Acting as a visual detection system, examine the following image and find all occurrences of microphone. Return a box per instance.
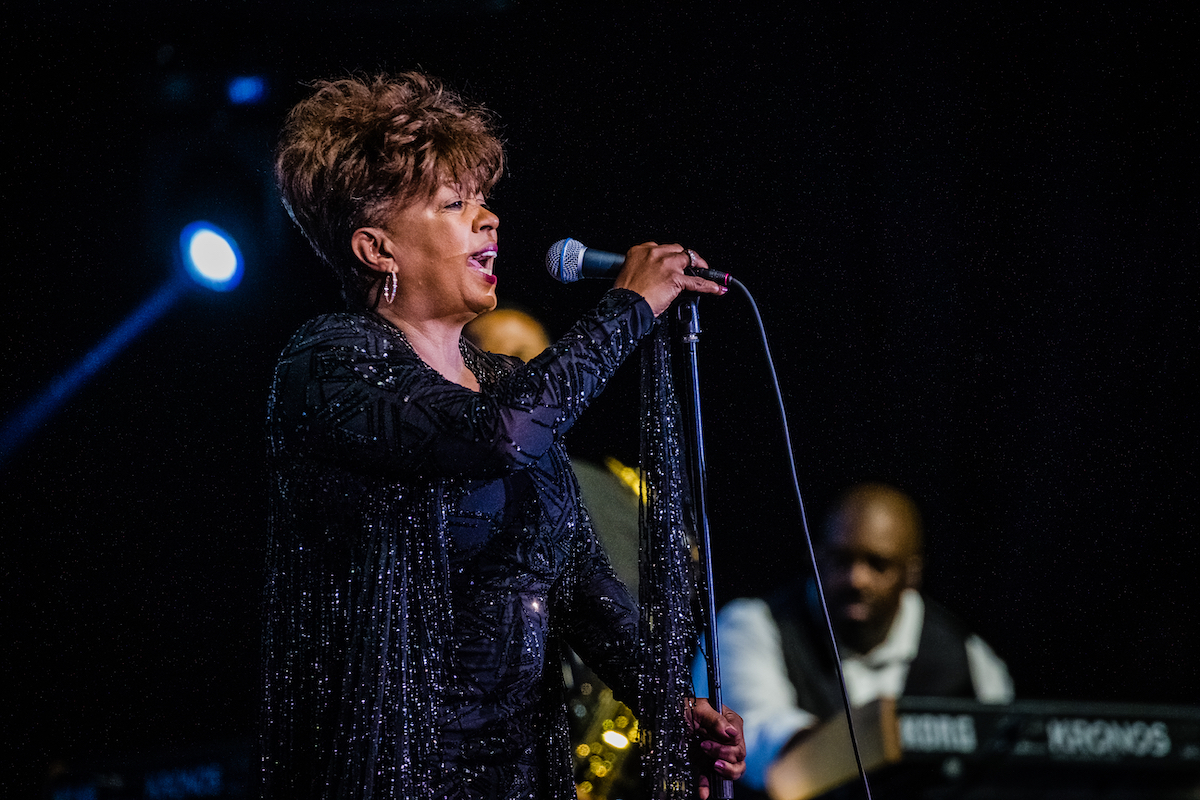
[546,238,731,286]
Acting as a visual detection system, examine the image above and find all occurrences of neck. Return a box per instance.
[374,306,479,390]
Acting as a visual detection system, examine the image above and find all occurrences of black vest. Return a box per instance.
[766,581,976,720]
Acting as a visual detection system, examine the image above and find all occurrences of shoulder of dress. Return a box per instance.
[283,313,414,358]
[292,311,379,337]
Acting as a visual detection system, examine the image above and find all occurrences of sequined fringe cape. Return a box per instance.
[638,319,702,799]
[263,289,699,799]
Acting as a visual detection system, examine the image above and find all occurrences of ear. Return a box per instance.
[905,553,924,590]
[350,227,397,274]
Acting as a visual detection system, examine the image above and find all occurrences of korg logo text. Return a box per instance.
[900,713,978,754]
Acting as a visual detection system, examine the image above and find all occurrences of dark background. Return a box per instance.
[3,1,1197,796]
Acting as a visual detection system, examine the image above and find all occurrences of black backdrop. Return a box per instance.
[3,1,1197,796]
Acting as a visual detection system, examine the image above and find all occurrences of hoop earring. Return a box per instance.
[383,271,398,304]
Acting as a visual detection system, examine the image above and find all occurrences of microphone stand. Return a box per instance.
[675,294,734,800]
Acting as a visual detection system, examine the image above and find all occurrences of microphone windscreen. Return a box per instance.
[546,238,586,283]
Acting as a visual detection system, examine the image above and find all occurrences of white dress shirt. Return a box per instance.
[693,589,1013,790]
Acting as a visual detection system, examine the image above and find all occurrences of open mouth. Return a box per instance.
[469,245,498,280]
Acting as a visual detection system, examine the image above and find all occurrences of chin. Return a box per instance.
[465,291,497,315]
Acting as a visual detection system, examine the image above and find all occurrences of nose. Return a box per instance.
[474,202,499,232]
[848,560,872,590]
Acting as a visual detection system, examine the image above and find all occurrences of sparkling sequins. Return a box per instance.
[638,321,700,799]
[264,292,657,799]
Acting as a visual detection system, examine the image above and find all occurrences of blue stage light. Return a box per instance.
[227,75,267,106]
[1,220,248,467]
[181,221,243,291]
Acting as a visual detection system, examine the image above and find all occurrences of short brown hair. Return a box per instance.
[275,72,504,306]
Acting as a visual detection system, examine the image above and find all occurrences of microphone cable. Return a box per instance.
[546,238,875,797]
[710,276,875,800]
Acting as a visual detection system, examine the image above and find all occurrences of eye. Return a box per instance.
[866,555,892,573]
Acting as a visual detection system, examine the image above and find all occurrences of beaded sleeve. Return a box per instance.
[267,289,654,479]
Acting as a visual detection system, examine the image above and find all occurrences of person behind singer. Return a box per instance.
[696,483,1011,794]
[263,72,744,800]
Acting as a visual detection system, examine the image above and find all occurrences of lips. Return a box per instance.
[468,245,498,284]
[831,588,870,618]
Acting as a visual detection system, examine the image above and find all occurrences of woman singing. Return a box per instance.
[263,72,744,799]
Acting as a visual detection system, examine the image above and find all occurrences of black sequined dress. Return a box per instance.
[263,289,655,800]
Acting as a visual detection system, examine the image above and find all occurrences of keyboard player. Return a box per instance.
[695,483,1014,795]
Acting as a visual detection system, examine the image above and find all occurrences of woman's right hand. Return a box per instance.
[613,242,726,317]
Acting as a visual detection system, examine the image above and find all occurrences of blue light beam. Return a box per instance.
[0,222,243,468]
